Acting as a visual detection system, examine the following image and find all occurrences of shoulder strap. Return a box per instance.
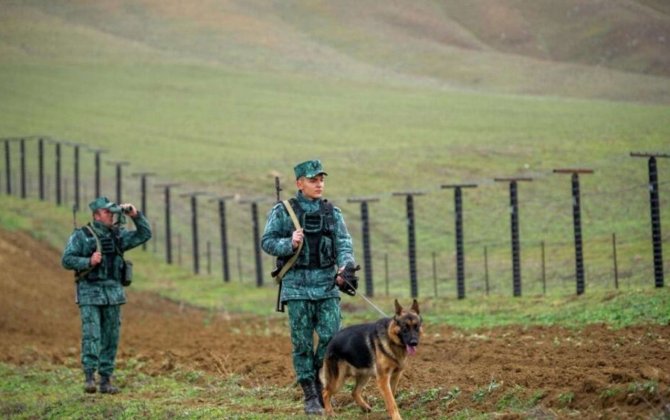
[75,225,101,282]
[84,224,101,253]
[284,199,301,230]
[287,198,303,222]
[273,200,303,283]
[87,224,124,256]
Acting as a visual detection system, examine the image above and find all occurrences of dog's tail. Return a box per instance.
[322,352,339,385]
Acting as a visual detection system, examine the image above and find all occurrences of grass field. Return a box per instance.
[1,197,669,419]
[1,67,668,296]
[2,195,669,329]
[2,2,670,417]
[1,1,670,296]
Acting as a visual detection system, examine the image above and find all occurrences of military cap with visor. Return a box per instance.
[294,159,328,179]
[88,196,122,213]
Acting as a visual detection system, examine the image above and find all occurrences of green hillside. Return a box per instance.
[0,0,669,297]
[2,0,670,101]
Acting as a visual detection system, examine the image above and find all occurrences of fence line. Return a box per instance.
[1,136,667,299]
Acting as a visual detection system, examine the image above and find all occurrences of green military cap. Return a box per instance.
[294,159,328,179]
[88,196,122,213]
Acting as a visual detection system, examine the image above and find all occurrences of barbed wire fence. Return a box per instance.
[1,136,667,300]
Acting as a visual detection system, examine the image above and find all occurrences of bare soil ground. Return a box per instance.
[1,228,669,418]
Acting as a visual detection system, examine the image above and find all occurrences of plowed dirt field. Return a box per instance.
[1,229,668,418]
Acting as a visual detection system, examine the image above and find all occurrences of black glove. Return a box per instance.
[335,263,361,296]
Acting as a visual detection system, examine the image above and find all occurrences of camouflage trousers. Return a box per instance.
[286,298,341,383]
[79,304,121,376]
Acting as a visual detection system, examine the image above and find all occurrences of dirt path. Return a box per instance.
[1,229,668,417]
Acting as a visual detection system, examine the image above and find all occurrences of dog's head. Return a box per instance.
[391,299,423,356]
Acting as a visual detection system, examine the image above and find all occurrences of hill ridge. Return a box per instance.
[3,0,668,103]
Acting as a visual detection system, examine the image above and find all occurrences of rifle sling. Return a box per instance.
[76,224,123,282]
[273,200,303,282]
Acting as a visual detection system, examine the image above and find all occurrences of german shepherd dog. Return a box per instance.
[321,299,422,420]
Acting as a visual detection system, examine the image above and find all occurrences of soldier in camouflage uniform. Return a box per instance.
[261,160,355,415]
[61,196,151,394]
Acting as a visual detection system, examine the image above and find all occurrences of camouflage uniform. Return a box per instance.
[261,161,355,386]
[61,197,151,381]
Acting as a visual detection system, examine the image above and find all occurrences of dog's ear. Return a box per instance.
[411,299,420,315]
[394,299,403,316]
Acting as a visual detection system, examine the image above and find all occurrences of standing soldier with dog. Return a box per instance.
[62,196,151,394]
[262,160,358,415]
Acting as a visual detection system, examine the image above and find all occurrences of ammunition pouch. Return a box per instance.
[78,224,131,286]
[99,237,116,276]
[293,201,336,269]
[99,237,115,254]
[303,213,323,233]
[121,260,133,287]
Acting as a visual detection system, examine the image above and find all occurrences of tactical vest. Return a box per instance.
[287,198,337,269]
[78,224,123,281]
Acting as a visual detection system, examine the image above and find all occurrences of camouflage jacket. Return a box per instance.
[61,213,152,306]
[261,192,354,302]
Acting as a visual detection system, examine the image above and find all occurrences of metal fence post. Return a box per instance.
[19,138,26,199]
[240,199,264,287]
[74,144,82,210]
[393,191,425,299]
[38,138,45,200]
[211,196,234,282]
[181,192,206,275]
[484,246,490,296]
[90,149,107,198]
[132,172,156,251]
[442,183,477,299]
[252,202,263,287]
[631,152,668,288]
[541,240,546,295]
[347,197,379,297]
[554,169,594,295]
[4,140,10,195]
[107,161,129,204]
[495,177,532,297]
[155,183,179,264]
[55,141,62,205]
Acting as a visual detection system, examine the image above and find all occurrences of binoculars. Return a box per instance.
[120,204,135,214]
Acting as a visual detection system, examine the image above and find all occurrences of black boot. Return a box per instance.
[314,375,323,407]
[299,379,324,415]
[99,375,120,394]
[84,371,96,394]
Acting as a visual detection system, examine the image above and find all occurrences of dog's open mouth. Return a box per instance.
[406,345,417,356]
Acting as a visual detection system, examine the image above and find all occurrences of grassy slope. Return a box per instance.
[0,1,669,293]
[2,195,669,330]
[1,4,669,418]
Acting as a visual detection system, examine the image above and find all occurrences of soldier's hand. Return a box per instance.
[120,203,138,217]
[90,251,102,267]
[291,228,304,250]
[335,266,345,286]
[335,263,360,296]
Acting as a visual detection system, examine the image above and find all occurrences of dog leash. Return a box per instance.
[342,278,389,318]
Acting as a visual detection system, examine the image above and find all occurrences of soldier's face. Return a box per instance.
[297,174,325,200]
[94,209,114,227]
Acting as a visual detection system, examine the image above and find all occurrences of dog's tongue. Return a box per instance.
[406,345,417,356]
